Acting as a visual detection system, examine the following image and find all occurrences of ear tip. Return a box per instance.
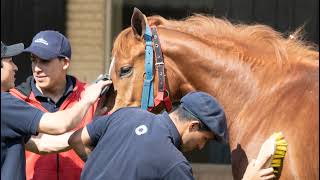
[133,7,141,14]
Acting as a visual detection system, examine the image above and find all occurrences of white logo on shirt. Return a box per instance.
[135,125,148,135]
[34,38,49,45]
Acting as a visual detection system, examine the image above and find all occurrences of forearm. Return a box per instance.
[68,128,93,162]
[72,144,93,162]
[26,132,74,154]
[39,100,92,135]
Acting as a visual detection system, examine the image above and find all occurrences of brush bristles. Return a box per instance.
[271,132,288,174]
[273,154,285,158]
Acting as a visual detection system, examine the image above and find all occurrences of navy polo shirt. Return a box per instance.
[31,75,74,112]
[1,92,44,179]
[81,107,194,180]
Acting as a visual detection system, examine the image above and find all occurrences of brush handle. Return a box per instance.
[93,74,111,96]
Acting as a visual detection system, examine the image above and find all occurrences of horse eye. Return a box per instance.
[119,66,133,77]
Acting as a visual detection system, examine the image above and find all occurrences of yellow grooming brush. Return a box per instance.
[255,132,288,174]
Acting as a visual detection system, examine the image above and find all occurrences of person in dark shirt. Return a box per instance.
[69,91,275,180]
[1,41,111,180]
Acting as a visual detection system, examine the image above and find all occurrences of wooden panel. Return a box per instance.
[252,0,277,27]
[276,0,292,33]
[230,0,254,22]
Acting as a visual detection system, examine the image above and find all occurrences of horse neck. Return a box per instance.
[160,28,273,136]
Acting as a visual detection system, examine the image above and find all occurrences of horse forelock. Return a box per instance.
[113,28,141,59]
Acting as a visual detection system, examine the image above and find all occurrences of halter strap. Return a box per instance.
[141,23,154,110]
[150,27,172,112]
[141,24,172,112]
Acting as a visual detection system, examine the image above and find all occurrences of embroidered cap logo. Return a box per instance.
[34,38,49,46]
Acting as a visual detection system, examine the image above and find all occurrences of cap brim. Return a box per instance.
[205,122,229,144]
[2,43,24,58]
[23,45,58,60]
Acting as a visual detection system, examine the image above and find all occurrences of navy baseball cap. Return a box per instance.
[23,30,71,60]
[180,91,228,143]
[1,41,24,58]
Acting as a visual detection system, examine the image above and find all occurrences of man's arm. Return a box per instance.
[38,80,112,135]
[25,132,73,154]
[68,126,94,161]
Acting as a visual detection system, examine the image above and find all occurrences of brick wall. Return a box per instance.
[66,0,107,82]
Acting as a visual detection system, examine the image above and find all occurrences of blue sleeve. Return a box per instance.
[1,93,44,139]
[163,161,195,180]
[86,115,111,147]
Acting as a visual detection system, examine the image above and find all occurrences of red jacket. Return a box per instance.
[10,76,98,180]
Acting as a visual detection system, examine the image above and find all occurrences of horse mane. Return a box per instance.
[114,14,319,65]
[152,14,318,63]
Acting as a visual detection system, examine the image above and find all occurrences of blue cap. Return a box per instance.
[1,41,24,58]
[23,30,71,60]
[180,91,228,143]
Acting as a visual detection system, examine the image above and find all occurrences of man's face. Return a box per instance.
[180,121,215,152]
[31,54,69,90]
[1,57,18,91]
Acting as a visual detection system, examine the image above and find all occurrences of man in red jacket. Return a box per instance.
[1,41,111,180]
[9,30,103,180]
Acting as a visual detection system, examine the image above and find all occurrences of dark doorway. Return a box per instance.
[1,0,66,84]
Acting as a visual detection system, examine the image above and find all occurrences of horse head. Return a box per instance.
[108,8,192,112]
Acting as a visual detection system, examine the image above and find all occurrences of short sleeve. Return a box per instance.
[163,161,194,180]
[86,115,111,146]
[1,93,44,139]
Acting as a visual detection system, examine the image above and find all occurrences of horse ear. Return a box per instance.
[131,7,147,40]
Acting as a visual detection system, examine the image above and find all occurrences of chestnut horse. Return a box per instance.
[103,8,319,179]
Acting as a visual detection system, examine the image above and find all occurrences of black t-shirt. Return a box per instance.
[1,92,43,180]
[81,107,194,180]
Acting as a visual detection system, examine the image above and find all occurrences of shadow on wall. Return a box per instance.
[184,141,232,164]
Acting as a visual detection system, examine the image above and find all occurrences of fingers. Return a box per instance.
[97,74,103,79]
[97,80,112,87]
[259,167,275,180]
[261,174,276,180]
[259,167,274,176]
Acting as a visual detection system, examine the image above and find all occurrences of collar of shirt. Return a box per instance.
[158,111,181,148]
[31,75,74,105]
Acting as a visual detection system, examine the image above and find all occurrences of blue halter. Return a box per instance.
[141,23,154,110]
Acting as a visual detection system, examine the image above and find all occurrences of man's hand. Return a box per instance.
[38,78,112,135]
[242,157,276,180]
[82,79,112,105]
